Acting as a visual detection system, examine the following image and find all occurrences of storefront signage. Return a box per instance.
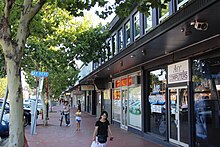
[115,76,133,88]
[72,90,83,95]
[80,85,94,91]
[168,60,189,84]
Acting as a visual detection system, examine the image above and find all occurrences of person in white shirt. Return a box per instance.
[63,101,70,126]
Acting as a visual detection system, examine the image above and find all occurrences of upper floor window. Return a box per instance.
[93,62,99,70]
[105,47,109,62]
[118,28,123,51]
[144,8,153,33]
[125,20,131,46]
[108,39,113,59]
[134,12,140,40]
[159,0,170,23]
[112,34,117,56]
[177,0,190,10]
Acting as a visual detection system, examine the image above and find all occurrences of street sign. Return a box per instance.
[31,71,49,77]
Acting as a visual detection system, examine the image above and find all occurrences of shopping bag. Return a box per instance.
[91,141,99,147]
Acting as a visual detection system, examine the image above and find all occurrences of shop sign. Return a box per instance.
[115,80,121,88]
[168,60,189,84]
[115,76,133,88]
[80,85,94,91]
[121,78,127,86]
[72,90,83,95]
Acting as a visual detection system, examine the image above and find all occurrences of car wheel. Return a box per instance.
[24,115,29,127]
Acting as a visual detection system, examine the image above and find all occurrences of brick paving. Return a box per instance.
[25,106,165,147]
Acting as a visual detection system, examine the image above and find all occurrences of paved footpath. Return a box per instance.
[25,106,165,147]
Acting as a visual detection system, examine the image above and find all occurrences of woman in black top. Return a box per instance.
[77,100,81,112]
[92,111,113,145]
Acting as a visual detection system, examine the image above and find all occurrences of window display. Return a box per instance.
[128,86,141,128]
[193,55,220,146]
[148,69,166,137]
[112,89,121,121]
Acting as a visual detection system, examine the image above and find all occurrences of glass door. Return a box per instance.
[121,89,128,130]
[169,87,189,147]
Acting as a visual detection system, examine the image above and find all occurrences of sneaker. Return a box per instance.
[67,124,71,127]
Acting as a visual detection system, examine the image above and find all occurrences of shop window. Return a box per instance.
[148,69,166,137]
[118,28,123,51]
[192,55,220,146]
[108,39,113,59]
[125,20,131,46]
[103,90,111,121]
[128,86,141,129]
[112,34,117,56]
[144,8,153,33]
[177,0,191,10]
[158,0,170,23]
[112,89,121,122]
[133,12,140,40]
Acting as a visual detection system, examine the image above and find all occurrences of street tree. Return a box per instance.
[0,78,7,98]
[0,0,170,146]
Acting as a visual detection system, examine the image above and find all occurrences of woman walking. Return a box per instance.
[92,111,113,147]
[63,100,70,127]
[75,109,81,131]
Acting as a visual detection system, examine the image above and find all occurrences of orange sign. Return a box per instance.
[116,80,120,88]
[113,90,120,100]
[115,76,133,88]
[128,76,132,86]
[121,78,127,86]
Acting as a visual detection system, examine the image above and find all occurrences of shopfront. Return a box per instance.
[192,50,220,146]
[167,60,190,147]
[147,69,167,138]
[112,72,142,130]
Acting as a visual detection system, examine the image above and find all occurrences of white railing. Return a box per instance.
[177,0,189,10]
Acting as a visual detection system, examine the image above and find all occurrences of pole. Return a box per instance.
[46,76,49,120]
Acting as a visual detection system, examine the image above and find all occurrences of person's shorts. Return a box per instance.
[76,119,81,122]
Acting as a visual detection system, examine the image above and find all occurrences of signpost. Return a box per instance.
[30,71,48,135]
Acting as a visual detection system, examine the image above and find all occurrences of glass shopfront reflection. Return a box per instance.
[148,69,166,137]
[192,55,220,146]
[169,87,189,147]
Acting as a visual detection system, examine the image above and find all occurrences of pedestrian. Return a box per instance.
[63,100,70,127]
[77,100,81,112]
[92,111,113,147]
[75,108,82,131]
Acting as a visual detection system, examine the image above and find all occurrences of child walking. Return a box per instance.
[75,109,81,131]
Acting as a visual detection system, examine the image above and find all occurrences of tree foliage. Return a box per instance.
[0,78,7,98]
[70,24,110,65]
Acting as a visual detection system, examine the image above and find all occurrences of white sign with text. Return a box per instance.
[168,60,189,84]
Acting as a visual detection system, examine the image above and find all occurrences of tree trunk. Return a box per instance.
[6,57,24,146]
[40,94,48,126]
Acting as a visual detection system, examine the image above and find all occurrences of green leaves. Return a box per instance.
[71,24,110,64]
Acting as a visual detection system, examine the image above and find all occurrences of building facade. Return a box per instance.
[77,0,220,146]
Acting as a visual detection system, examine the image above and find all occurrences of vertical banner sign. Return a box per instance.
[168,60,189,84]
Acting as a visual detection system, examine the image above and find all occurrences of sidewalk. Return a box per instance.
[25,106,165,147]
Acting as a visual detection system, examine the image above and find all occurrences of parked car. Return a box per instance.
[0,113,9,138]
[0,100,39,127]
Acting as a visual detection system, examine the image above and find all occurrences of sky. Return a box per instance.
[87,0,116,26]
[75,1,116,68]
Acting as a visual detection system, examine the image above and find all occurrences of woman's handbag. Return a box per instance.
[91,141,98,147]
[97,135,107,143]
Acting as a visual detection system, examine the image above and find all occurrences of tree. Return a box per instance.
[0,0,170,146]
[0,78,7,98]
